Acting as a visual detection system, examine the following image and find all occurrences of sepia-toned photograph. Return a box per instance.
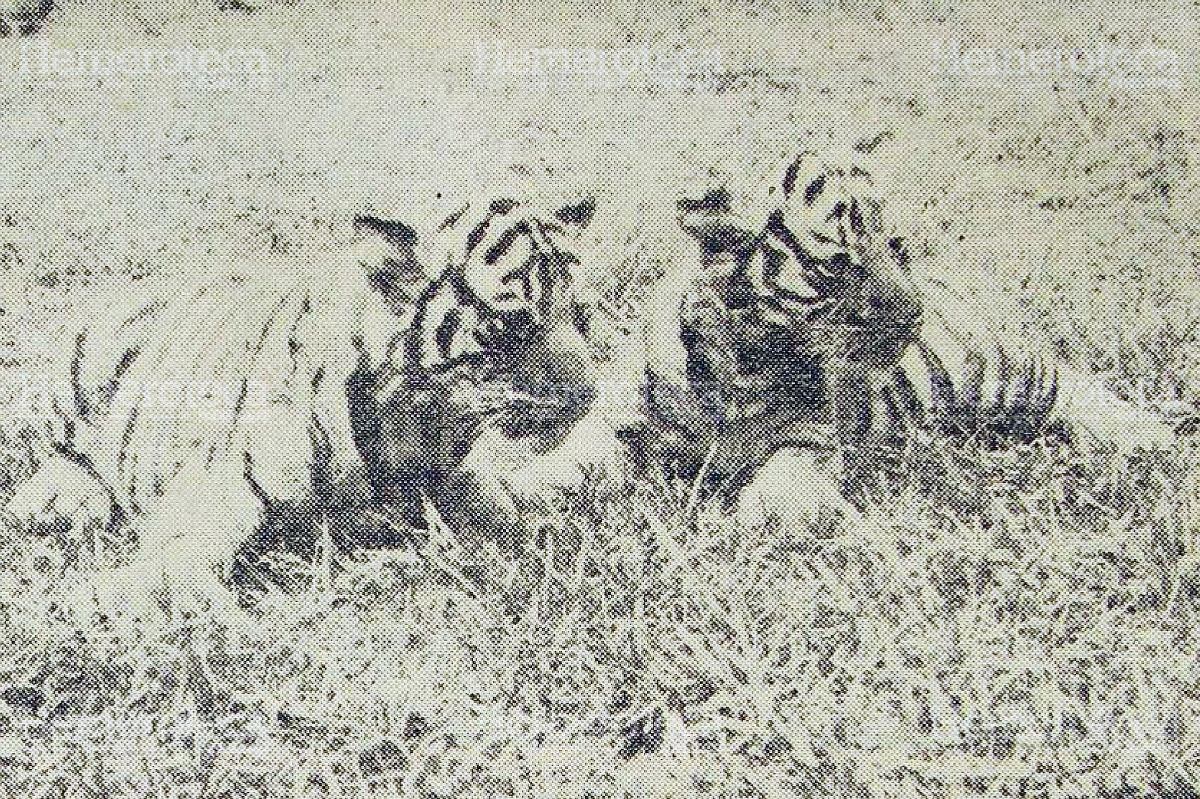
[0,1,1197,796]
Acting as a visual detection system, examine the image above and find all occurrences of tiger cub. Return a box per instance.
[4,196,620,617]
[634,151,1176,529]
[627,153,925,528]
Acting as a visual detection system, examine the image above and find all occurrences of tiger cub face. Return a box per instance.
[749,152,922,371]
[626,152,927,514]
[412,196,598,432]
[361,196,615,527]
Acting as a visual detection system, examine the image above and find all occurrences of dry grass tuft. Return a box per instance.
[1,427,1198,797]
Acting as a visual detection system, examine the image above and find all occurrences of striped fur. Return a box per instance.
[776,152,1173,455]
[5,216,431,613]
[363,197,631,532]
[638,152,1176,530]
[629,153,925,526]
[4,196,619,613]
[877,277,1176,452]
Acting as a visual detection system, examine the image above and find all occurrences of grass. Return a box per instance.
[1,426,1198,798]
[1,1,1199,796]
[3,146,1199,797]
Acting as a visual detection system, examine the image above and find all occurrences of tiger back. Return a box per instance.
[3,214,434,615]
[877,276,1177,453]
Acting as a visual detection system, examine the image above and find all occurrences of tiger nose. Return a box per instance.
[860,276,923,332]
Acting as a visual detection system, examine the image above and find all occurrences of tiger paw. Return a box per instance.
[70,559,256,636]
[4,455,112,537]
[160,563,257,629]
[734,447,861,534]
[67,560,168,633]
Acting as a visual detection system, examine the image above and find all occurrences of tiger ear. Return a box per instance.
[676,188,757,257]
[555,197,596,230]
[352,214,429,312]
[677,188,733,216]
[354,214,417,251]
[678,211,758,258]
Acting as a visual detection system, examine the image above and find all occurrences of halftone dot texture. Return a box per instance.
[0,1,1197,797]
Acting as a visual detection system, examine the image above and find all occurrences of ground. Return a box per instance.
[1,1,1199,797]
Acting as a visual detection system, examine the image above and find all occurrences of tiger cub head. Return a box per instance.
[681,153,923,373]
[635,153,926,485]
[772,152,923,366]
[411,196,598,388]
[366,196,613,525]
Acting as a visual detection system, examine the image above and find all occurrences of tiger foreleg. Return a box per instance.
[78,459,266,629]
[4,451,115,536]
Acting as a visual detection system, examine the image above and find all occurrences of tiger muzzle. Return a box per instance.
[473,309,544,359]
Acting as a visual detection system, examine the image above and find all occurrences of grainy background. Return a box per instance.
[0,2,1198,797]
